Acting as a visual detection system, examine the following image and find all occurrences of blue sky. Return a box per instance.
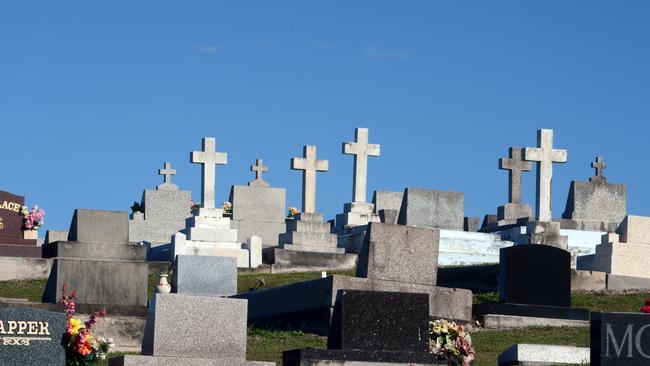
[2,2,650,232]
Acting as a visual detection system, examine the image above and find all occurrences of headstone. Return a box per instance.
[591,219,650,279]
[284,290,444,366]
[334,128,381,230]
[170,137,254,268]
[229,161,286,247]
[378,209,398,224]
[110,294,274,365]
[42,209,148,306]
[463,217,480,232]
[499,244,571,307]
[524,128,568,222]
[0,190,41,257]
[357,223,438,286]
[173,255,237,296]
[291,145,328,214]
[244,235,262,268]
[562,156,627,232]
[495,147,533,227]
[590,312,650,366]
[44,230,68,245]
[0,307,67,366]
[372,190,404,216]
[498,344,590,366]
[397,188,464,230]
[129,162,192,245]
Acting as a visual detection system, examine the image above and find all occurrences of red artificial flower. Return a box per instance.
[640,299,650,313]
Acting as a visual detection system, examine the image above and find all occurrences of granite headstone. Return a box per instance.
[0,307,67,366]
[590,312,650,366]
[173,255,237,296]
[397,188,464,230]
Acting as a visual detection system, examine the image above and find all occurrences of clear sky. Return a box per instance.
[2,2,650,233]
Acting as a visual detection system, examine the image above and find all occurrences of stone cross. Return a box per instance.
[343,128,380,203]
[159,162,176,184]
[499,147,532,204]
[292,145,329,214]
[249,159,269,187]
[191,137,227,209]
[524,129,568,222]
[590,156,608,183]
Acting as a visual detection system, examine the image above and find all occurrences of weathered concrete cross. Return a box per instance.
[524,129,568,222]
[590,156,608,183]
[159,162,176,184]
[191,137,227,209]
[249,159,269,187]
[292,145,329,214]
[343,128,380,203]
[499,147,532,204]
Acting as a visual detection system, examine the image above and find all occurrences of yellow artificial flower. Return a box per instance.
[67,317,82,337]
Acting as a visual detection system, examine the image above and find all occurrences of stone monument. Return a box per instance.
[562,156,627,232]
[372,190,404,224]
[397,188,464,230]
[129,162,192,248]
[170,137,255,268]
[270,145,354,270]
[109,294,274,365]
[495,146,533,227]
[42,209,148,306]
[0,190,41,258]
[523,128,569,249]
[229,159,286,248]
[591,216,650,279]
[590,312,650,366]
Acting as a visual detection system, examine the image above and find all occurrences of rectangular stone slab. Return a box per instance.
[68,209,129,243]
[283,348,445,366]
[591,312,650,365]
[173,255,237,297]
[110,355,274,366]
[0,307,67,366]
[327,290,429,352]
[43,258,148,306]
[562,180,627,223]
[142,294,248,360]
[618,215,650,244]
[42,241,146,261]
[498,344,590,365]
[356,223,438,286]
[229,185,286,223]
[397,188,464,230]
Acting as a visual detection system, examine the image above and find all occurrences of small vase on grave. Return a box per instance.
[23,229,38,240]
[156,274,172,294]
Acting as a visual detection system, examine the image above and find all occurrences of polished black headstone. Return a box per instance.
[0,307,67,366]
[499,244,571,307]
[591,312,650,366]
[327,289,429,352]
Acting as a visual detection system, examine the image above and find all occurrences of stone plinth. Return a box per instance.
[372,190,404,216]
[617,215,650,244]
[591,232,650,279]
[273,212,348,268]
[334,202,379,231]
[173,255,237,296]
[397,188,464,230]
[496,203,532,226]
[561,179,627,232]
[171,208,253,268]
[498,344,590,366]
[128,188,191,245]
[43,241,146,261]
[525,221,569,249]
[109,294,274,366]
[229,185,286,247]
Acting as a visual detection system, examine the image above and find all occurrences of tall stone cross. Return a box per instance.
[291,145,329,214]
[249,159,269,187]
[524,129,568,222]
[343,128,380,203]
[157,162,178,190]
[191,137,227,209]
[499,147,532,204]
[590,156,608,183]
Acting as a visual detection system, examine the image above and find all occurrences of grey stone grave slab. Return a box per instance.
[229,185,286,247]
[0,307,67,366]
[43,258,148,306]
[109,294,274,365]
[44,230,68,244]
[463,217,479,232]
[498,344,590,365]
[68,209,128,243]
[397,188,464,230]
[372,190,404,215]
[591,312,650,365]
[357,223,438,286]
[173,255,237,296]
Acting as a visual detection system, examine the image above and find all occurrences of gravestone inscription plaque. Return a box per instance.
[591,312,650,366]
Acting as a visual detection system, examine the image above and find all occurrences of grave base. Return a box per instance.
[498,344,590,366]
[265,248,357,270]
[109,355,274,366]
[42,241,147,260]
[0,243,42,258]
[473,302,589,321]
[283,348,446,366]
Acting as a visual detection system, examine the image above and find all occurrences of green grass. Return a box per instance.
[0,278,47,302]
[472,326,590,366]
[247,328,327,364]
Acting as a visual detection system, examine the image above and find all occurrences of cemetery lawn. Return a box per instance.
[237,269,356,293]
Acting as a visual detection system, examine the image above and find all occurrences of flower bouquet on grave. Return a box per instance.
[61,285,113,366]
[429,319,475,366]
[640,299,650,313]
[190,200,201,214]
[20,205,45,230]
[287,206,300,219]
[222,201,233,214]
